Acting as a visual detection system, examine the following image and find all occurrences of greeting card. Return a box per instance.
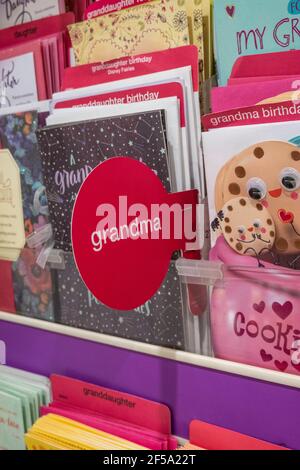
[0,53,38,108]
[211,76,300,113]
[0,149,25,262]
[60,45,202,190]
[203,120,300,269]
[25,414,148,450]
[0,0,65,29]
[0,42,47,105]
[53,82,190,191]
[186,0,204,72]
[0,260,15,313]
[37,110,170,252]
[68,0,190,65]
[0,367,51,450]
[214,0,300,85]
[12,248,55,322]
[0,390,25,450]
[55,252,184,349]
[39,374,177,450]
[0,108,55,321]
[0,111,49,238]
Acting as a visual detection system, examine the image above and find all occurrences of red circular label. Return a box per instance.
[72,157,197,311]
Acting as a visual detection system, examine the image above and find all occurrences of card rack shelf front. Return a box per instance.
[1,309,300,391]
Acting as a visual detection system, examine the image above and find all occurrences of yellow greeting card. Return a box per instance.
[69,0,190,65]
[26,414,148,451]
[202,0,214,79]
[186,0,204,74]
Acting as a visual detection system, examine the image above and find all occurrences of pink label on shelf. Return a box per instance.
[202,100,300,131]
[0,12,74,49]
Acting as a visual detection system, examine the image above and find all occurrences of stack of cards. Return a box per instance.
[0,12,75,106]
[82,0,205,79]
[0,366,51,450]
[57,45,203,192]
[39,375,177,450]
[25,414,148,450]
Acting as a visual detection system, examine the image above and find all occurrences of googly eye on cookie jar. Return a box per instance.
[203,121,300,375]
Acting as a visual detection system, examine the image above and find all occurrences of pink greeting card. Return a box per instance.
[46,375,177,450]
[212,77,300,113]
[0,42,47,101]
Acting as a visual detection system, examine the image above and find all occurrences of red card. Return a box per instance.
[72,157,198,310]
[62,45,199,93]
[0,261,16,314]
[230,50,300,82]
[190,420,289,451]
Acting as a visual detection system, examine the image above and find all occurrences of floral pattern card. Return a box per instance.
[68,0,190,65]
[37,110,170,252]
[0,109,55,322]
[0,111,49,239]
[56,252,185,350]
[13,248,55,322]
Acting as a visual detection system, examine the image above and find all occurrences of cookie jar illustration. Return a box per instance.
[210,140,300,375]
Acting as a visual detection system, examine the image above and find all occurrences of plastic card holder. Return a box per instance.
[177,257,300,376]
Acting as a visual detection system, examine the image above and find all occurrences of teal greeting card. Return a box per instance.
[214,0,300,85]
[0,390,25,450]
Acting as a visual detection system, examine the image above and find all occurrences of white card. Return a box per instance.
[0,53,38,108]
[0,0,63,29]
[53,67,203,192]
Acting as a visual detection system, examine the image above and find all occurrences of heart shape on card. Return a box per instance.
[272,301,293,320]
[253,301,265,313]
[275,360,288,372]
[260,350,272,362]
[226,5,235,17]
[278,209,294,224]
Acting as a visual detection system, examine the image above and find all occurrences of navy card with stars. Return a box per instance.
[37,110,170,252]
[55,252,185,350]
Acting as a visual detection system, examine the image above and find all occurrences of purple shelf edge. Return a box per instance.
[0,319,299,449]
